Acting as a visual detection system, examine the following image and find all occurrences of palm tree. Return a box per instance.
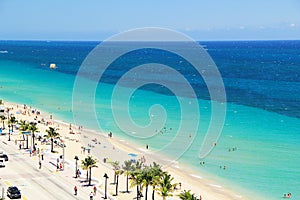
[130,168,143,200]
[81,156,98,186]
[0,116,6,129]
[19,120,29,145]
[111,161,120,184]
[141,166,153,200]
[178,190,198,200]
[149,162,163,200]
[29,124,38,150]
[122,160,133,193]
[8,116,17,141]
[130,161,144,200]
[115,167,122,196]
[46,127,60,152]
[157,173,177,200]
[8,116,17,132]
[81,159,89,181]
[19,120,29,131]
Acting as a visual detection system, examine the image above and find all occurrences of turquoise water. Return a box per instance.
[1,40,300,199]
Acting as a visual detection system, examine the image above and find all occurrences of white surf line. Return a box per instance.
[190,174,203,179]
[208,183,222,188]
[234,194,243,198]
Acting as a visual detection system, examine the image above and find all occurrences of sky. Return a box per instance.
[0,0,300,41]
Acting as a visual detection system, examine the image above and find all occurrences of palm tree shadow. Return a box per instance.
[119,190,131,194]
[82,184,92,187]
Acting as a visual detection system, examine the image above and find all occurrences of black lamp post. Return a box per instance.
[8,124,11,141]
[74,156,79,178]
[104,173,109,199]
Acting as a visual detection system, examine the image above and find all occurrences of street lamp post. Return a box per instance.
[74,156,79,178]
[8,124,11,141]
[104,173,109,199]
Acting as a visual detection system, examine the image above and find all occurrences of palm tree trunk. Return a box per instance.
[152,186,155,200]
[114,172,116,184]
[86,170,89,181]
[137,185,139,200]
[89,168,92,185]
[26,135,29,149]
[115,175,119,196]
[145,186,148,200]
[126,174,129,192]
[32,133,35,150]
[51,138,54,152]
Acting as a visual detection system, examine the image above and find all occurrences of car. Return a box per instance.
[7,186,21,199]
[0,159,5,167]
[0,154,8,161]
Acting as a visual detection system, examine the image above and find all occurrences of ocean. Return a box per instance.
[0,40,300,199]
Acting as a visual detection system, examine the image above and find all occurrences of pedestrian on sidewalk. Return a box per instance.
[74,186,77,195]
[39,160,41,169]
[93,185,97,195]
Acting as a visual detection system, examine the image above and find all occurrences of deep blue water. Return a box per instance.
[1,40,299,118]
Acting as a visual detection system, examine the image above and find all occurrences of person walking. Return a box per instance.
[89,192,93,200]
[93,185,97,195]
[74,186,77,195]
[39,160,42,169]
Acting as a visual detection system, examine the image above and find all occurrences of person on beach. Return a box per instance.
[74,186,77,195]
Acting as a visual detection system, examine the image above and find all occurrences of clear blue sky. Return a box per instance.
[0,0,300,41]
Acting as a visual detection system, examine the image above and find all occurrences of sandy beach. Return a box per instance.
[0,100,248,200]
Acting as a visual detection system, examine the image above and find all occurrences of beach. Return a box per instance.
[0,100,249,200]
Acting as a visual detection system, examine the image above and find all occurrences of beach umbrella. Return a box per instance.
[128,153,138,157]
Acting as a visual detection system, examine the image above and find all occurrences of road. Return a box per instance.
[0,136,91,200]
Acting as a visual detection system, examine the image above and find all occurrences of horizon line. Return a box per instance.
[1,38,300,42]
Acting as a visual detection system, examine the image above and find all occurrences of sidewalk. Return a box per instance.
[5,134,116,200]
